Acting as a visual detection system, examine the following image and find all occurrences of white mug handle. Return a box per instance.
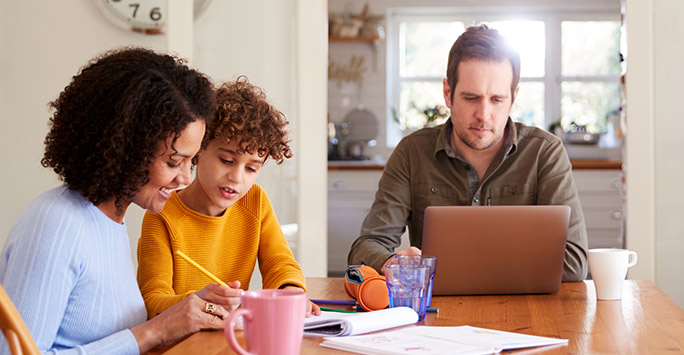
[627,251,638,268]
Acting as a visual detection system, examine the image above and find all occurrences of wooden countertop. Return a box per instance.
[570,160,622,169]
[328,160,622,171]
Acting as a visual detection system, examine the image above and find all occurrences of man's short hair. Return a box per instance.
[446,24,521,101]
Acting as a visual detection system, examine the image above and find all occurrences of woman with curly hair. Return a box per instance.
[0,47,240,354]
[137,76,320,325]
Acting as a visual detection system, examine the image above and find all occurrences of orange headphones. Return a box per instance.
[343,265,389,311]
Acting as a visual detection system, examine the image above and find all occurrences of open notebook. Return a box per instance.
[304,307,418,337]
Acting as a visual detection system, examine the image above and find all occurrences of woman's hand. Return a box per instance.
[282,285,321,317]
[131,292,226,353]
[131,281,243,352]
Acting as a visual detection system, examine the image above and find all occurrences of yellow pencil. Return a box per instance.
[175,250,228,287]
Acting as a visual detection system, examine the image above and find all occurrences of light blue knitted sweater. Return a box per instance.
[1,186,146,354]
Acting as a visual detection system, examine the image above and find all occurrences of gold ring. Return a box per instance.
[204,302,217,314]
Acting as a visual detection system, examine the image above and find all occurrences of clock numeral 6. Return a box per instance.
[150,7,162,21]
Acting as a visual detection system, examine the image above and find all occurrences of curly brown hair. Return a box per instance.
[42,47,216,211]
[208,76,292,164]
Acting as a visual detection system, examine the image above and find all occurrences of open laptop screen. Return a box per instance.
[422,205,570,295]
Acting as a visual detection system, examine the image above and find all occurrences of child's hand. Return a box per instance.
[195,281,243,318]
[282,285,321,317]
[306,298,321,317]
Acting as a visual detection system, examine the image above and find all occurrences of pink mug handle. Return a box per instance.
[224,308,253,355]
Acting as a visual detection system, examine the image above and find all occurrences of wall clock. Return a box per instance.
[96,0,212,35]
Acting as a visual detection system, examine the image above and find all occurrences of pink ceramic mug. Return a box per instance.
[224,289,307,355]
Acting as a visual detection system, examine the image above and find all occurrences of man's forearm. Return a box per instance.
[348,235,396,273]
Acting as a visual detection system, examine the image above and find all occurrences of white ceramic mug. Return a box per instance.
[588,248,638,300]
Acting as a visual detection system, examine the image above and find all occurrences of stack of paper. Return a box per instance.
[320,325,568,355]
[304,307,418,337]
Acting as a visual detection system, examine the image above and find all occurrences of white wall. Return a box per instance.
[0,1,163,261]
[624,1,655,283]
[294,0,329,277]
[0,1,328,277]
[652,0,684,306]
[624,0,684,308]
[592,0,684,307]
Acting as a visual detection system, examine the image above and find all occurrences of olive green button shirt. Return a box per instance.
[348,118,588,281]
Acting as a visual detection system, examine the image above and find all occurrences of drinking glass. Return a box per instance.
[394,255,437,306]
[384,264,431,321]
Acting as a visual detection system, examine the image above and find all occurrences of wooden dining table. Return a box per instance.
[164,277,684,354]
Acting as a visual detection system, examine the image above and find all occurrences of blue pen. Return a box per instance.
[311,299,357,306]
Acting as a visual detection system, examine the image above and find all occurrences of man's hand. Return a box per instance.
[381,247,422,274]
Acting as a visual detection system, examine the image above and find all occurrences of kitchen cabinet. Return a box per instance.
[572,169,624,249]
[327,170,383,277]
[327,167,624,276]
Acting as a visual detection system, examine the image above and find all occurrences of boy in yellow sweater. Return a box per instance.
[137,76,320,321]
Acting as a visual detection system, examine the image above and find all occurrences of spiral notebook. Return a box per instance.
[304,307,418,337]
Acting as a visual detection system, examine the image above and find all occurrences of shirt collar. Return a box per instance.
[435,119,456,158]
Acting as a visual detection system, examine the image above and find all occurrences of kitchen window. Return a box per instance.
[386,8,621,147]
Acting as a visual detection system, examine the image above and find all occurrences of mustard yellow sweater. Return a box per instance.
[137,184,306,319]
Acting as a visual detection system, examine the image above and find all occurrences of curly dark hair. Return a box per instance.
[207,76,292,164]
[42,47,216,211]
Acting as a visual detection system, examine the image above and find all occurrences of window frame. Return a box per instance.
[386,7,621,147]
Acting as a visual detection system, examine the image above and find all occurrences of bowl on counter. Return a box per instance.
[564,131,603,145]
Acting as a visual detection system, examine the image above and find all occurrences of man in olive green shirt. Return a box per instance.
[348,24,588,282]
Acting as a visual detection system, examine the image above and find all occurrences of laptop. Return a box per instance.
[421,205,570,295]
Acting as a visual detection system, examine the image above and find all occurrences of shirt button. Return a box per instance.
[431,187,438,194]
[510,187,516,195]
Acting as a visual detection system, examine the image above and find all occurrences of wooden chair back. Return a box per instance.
[0,284,40,355]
